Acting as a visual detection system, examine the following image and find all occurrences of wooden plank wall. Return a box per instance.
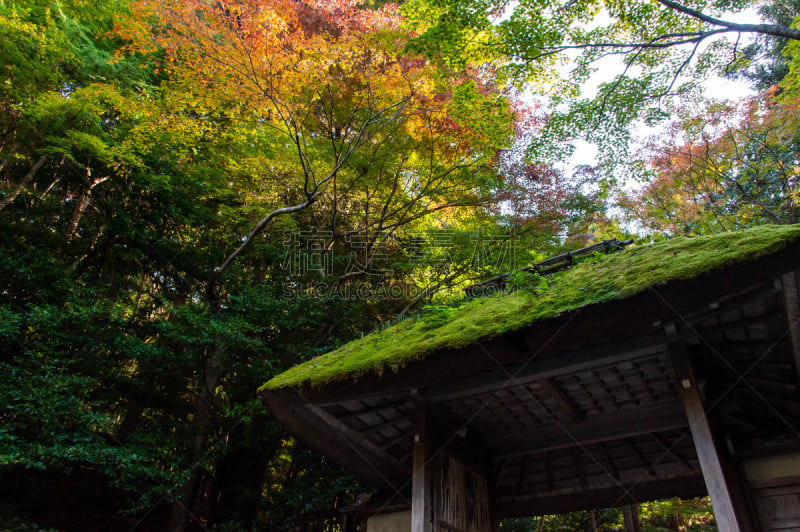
[750,475,800,531]
[435,454,491,532]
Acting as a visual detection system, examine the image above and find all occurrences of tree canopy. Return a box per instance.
[408,0,800,170]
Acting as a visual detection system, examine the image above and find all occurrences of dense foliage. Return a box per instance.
[0,0,574,529]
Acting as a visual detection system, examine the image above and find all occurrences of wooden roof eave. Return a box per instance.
[264,388,410,491]
[262,242,800,497]
[281,244,800,406]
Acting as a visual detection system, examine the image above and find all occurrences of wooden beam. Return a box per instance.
[492,402,686,459]
[574,448,587,490]
[493,457,507,489]
[517,455,528,496]
[305,403,408,473]
[427,333,669,404]
[542,378,585,422]
[780,271,800,382]
[669,280,775,325]
[380,430,411,451]
[650,432,694,473]
[264,391,407,490]
[667,327,755,532]
[354,411,408,435]
[314,391,410,409]
[337,401,401,421]
[494,475,707,517]
[625,437,655,478]
[599,442,620,482]
[411,395,433,532]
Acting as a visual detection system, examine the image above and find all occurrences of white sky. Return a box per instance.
[547,8,763,169]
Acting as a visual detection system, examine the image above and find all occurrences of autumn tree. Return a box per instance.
[120,0,516,528]
[620,90,800,235]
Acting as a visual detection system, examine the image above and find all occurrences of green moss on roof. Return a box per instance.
[262,224,800,391]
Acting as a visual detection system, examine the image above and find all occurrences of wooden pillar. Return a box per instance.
[667,326,756,532]
[779,271,800,382]
[410,393,493,532]
[411,395,433,532]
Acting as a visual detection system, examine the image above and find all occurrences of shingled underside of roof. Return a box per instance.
[261,224,800,391]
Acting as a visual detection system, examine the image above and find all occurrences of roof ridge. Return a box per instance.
[465,238,634,297]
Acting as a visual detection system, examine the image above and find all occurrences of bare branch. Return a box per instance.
[0,155,47,211]
[656,0,800,41]
[655,37,703,101]
[210,198,315,288]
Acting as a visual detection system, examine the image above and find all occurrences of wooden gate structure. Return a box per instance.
[262,226,800,531]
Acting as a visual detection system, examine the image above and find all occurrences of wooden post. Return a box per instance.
[411,394,433,532]
[779,271,800,382]
[410,393,493,531]
[667,326,755,532]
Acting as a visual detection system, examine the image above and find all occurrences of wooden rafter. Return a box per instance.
[305,403,408,473]
[598,442,620,482]
[573,448,587,490]
[633,360,659,402]
[625,437,656,478]
[612,366,640,406]
[541,378,585,422]
[493,457,507,489]
[354,410,408,435]
[780,271,800,382]
[650,433,694,473]
[593,369,621,410]
[265,392,408,490]
[428,334,669,404]
[336,401,394,421]
[380,428,411,449]
[492,403,686,458]
[517,455,528,496]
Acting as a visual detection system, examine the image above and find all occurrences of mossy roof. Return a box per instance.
[262,224,800,391]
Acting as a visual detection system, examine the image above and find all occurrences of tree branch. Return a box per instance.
[0,155,47,211]
[209,199,315,292]
[656,0,800,41]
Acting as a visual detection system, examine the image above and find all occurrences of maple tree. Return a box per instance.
[122,0,514,296]
[620,90,800,235]
[116,1,519,528]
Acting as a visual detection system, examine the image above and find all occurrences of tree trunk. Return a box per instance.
[66,175,108,243]
[623,504,641,532]
[115,402,144,444]
[210,415,280,528]
[168,343,226,532]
